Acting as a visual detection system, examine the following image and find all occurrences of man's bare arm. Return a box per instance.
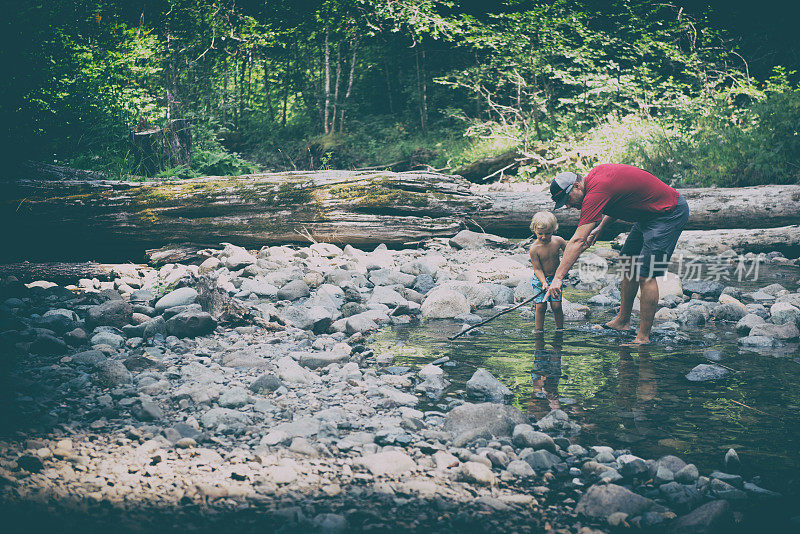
[586,215,615,247]
[546,222,597,298]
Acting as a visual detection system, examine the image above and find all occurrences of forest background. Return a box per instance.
[3,0,798,187]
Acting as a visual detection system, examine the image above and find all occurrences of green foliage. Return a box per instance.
[5,0,798,187]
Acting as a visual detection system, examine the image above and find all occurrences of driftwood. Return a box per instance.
[2,164,799,262]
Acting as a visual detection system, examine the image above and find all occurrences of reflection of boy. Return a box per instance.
[530,332,563,413]
[529,211,567,331]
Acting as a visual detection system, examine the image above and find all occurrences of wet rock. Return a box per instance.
[770,301,800,327]
[421,288,470,319]
[277,280,311,301]
[154,287,198,313]
[686,364,729,382]
[466,368,512,403]
[667,500,731,534]
[659,481,702,508]
[709,478,747,499]
[443,402,526,439]
[712,303,747,322]
[675,463,699,484]
[575,484,656,518]
[724,449,740,472]
[743,482,782,499]
[656,455,687,474]
[678,308,706,327]
[357,450,416,476]
[749,321,799,340]
[512,424,556,452]
[736,313,766,335]
[313,513,347,534]
[737,335,776,348]
[536,409,581,436]
[165,310,216,338]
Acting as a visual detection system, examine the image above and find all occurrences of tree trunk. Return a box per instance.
[323,26,331,134]
[4,165,799,262]
[130,119,192,174]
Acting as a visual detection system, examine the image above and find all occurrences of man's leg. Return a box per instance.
[634,276,659,344]
[605,260,637,331]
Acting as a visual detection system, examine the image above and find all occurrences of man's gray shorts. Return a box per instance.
[619,194,689,278]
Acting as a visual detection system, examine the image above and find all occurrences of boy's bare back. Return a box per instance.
[530,236,566,277]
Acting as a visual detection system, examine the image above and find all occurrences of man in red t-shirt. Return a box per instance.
[545,164,689,344]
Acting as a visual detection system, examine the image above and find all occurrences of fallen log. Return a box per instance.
[0,262,119,285]
[612,225,800,257]
[0,168,486,262]
[2,165,799,262]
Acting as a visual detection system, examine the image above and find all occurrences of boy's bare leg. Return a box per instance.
[535,303,546,330]
[605,262,636,331]
[550,301,564,330]
[633,277,658,344]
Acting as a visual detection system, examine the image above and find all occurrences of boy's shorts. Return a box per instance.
[532,275,561,303]
[619,194,689,278]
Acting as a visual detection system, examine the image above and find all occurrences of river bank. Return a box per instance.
[1,234,798,533]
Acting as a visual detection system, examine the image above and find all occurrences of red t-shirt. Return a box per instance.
[577,164,678,226]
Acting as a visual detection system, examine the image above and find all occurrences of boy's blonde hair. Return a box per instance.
[530,211,558,234]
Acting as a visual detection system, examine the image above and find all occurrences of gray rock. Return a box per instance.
[132,398,163,421]
[30,333,68,355]
[522,449,561,471]
[709,478,747,500]
[738,335,776,348]
[458,461,497,485]
[712,303,747,322]
[536,409,581,436]
[91,331,124,348]
[313,513,348,534]
[165,310,216,338]
[449,230,487,249]
[678,308,706,327]
[250,373,284,393]
[357,450,416,476]
[412,274,436,294]
[466,368,513,403]
[277,280,311,301]
[749,321,799,340]
[218,386,251,408]
[87,299,133,329]
[724,449,740,472]
[743,482,782,499]
[154,287,198,313]
[443,402,527,439]
[659,481,702,508]
[686,364,729,382]
[735,313,766,335]
[682,280,724,299]
[421,288,470,319]
[512,424,556,452]
[93,360,132,387]
[142,316,167,340]
[656,455,687,474]
[345,314,379,334]
[575,484,656,518]
[200,407,251,432]
[667,500,731,534]
[298,350,349,369]
[71,349,107,366]
[506,459,535,477]
[675,463,699,484]
[770,301,800,327]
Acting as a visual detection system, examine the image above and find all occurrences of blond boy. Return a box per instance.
[529,211,567,330]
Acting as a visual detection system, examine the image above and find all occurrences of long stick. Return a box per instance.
[448,290,546,340]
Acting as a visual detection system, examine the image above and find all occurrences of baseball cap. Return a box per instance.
[550,172,578,209]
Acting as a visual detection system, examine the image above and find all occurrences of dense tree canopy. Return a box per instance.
[3,0,798,185]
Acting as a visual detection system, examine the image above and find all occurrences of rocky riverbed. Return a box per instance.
[1,231,798,533]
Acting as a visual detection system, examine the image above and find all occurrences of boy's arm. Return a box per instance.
[586,215,614,247]
[529,247,549,288]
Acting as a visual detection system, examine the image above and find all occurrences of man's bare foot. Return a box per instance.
[622,336,650,346]
[593,319,631,332]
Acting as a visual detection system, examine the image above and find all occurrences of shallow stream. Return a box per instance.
[372,263,800,498]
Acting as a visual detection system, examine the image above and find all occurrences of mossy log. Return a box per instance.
[2,164,799,262]
[1,168,487,262]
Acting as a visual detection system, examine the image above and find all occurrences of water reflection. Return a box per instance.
[528,331,563,417]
